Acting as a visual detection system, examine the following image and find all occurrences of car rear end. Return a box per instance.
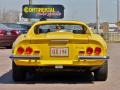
[0,24,21,48]
[10,21,109,81]
[12,32,108,67]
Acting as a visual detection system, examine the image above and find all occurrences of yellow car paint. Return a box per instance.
[12,20,108,67]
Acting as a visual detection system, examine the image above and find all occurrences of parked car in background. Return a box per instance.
[0,23,20,48]
[3,23,31,34]
[108,23,118,32]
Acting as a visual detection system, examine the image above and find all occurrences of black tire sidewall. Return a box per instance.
[12,61,26,81]
[94,60,108,81]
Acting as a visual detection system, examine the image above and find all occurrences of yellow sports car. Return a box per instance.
[10,20,109,81]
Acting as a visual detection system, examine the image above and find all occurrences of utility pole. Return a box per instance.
[28,0,32,22]
[29,0,32,5]
[96,0,100,33]
[117,0,119,22]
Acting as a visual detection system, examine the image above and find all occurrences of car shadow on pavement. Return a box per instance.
[0,70,94,84]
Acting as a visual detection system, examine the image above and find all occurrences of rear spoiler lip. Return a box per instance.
[78,56,109,60]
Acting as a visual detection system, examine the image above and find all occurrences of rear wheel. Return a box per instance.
[12,61,26,81]
[94,61,108,81]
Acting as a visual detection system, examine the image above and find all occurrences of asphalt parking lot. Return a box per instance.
[0,43,120,90]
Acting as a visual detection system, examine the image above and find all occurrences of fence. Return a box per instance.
[103,32,120,43]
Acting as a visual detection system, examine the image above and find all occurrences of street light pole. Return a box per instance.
[28,0,32,22]
[29,0,32,5]
[117,0,119,22]
[96,0,100,33]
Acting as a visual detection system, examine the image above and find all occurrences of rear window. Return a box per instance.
[34,24,86,34]
[0,24,8,29]
[5,23,30,29]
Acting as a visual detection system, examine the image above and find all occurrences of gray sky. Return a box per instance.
[0,0,118,23]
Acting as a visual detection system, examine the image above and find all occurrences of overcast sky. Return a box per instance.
[0,0,118,23]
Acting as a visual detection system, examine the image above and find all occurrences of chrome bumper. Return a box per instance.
[78,56,109,60]
[9,55,40,60]
[10,55,109,60]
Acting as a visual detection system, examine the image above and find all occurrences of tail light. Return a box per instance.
[0,30,6,36]
[86,47,93,54]
[17,47,24,55]
[11,30,20,35]
[25,47,33,54]
[95,47,101,55]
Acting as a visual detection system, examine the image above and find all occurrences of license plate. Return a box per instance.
[50,47,69,56]
[7,32,11,35]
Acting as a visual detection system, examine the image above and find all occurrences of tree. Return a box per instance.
[0,9,19,23]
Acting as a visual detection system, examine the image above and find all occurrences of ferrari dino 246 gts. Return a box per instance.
[10,20,109,81]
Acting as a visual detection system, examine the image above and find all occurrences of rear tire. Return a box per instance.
[94,61,108,81]
[12,61,26,81]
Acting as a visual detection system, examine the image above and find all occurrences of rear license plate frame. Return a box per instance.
[50,47,69,57]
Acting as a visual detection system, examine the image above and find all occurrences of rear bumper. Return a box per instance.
[10,55,109,60]
[10,55,40,60]
[78,56,109,60]
[10,55,109,66]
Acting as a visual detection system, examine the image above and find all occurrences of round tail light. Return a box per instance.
[11,30,20,35]
[17,47,24,55]
[25,47,33,54]
[0,30,6,36]
[86,47,93,54]
[95,47,101,55]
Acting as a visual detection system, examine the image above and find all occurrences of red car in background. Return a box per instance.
[0,23,20,48]
[4,23,31,34]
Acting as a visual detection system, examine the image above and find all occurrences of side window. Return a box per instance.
[72,25,86,34]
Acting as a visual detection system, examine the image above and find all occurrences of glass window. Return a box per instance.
[34,24,86,34]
